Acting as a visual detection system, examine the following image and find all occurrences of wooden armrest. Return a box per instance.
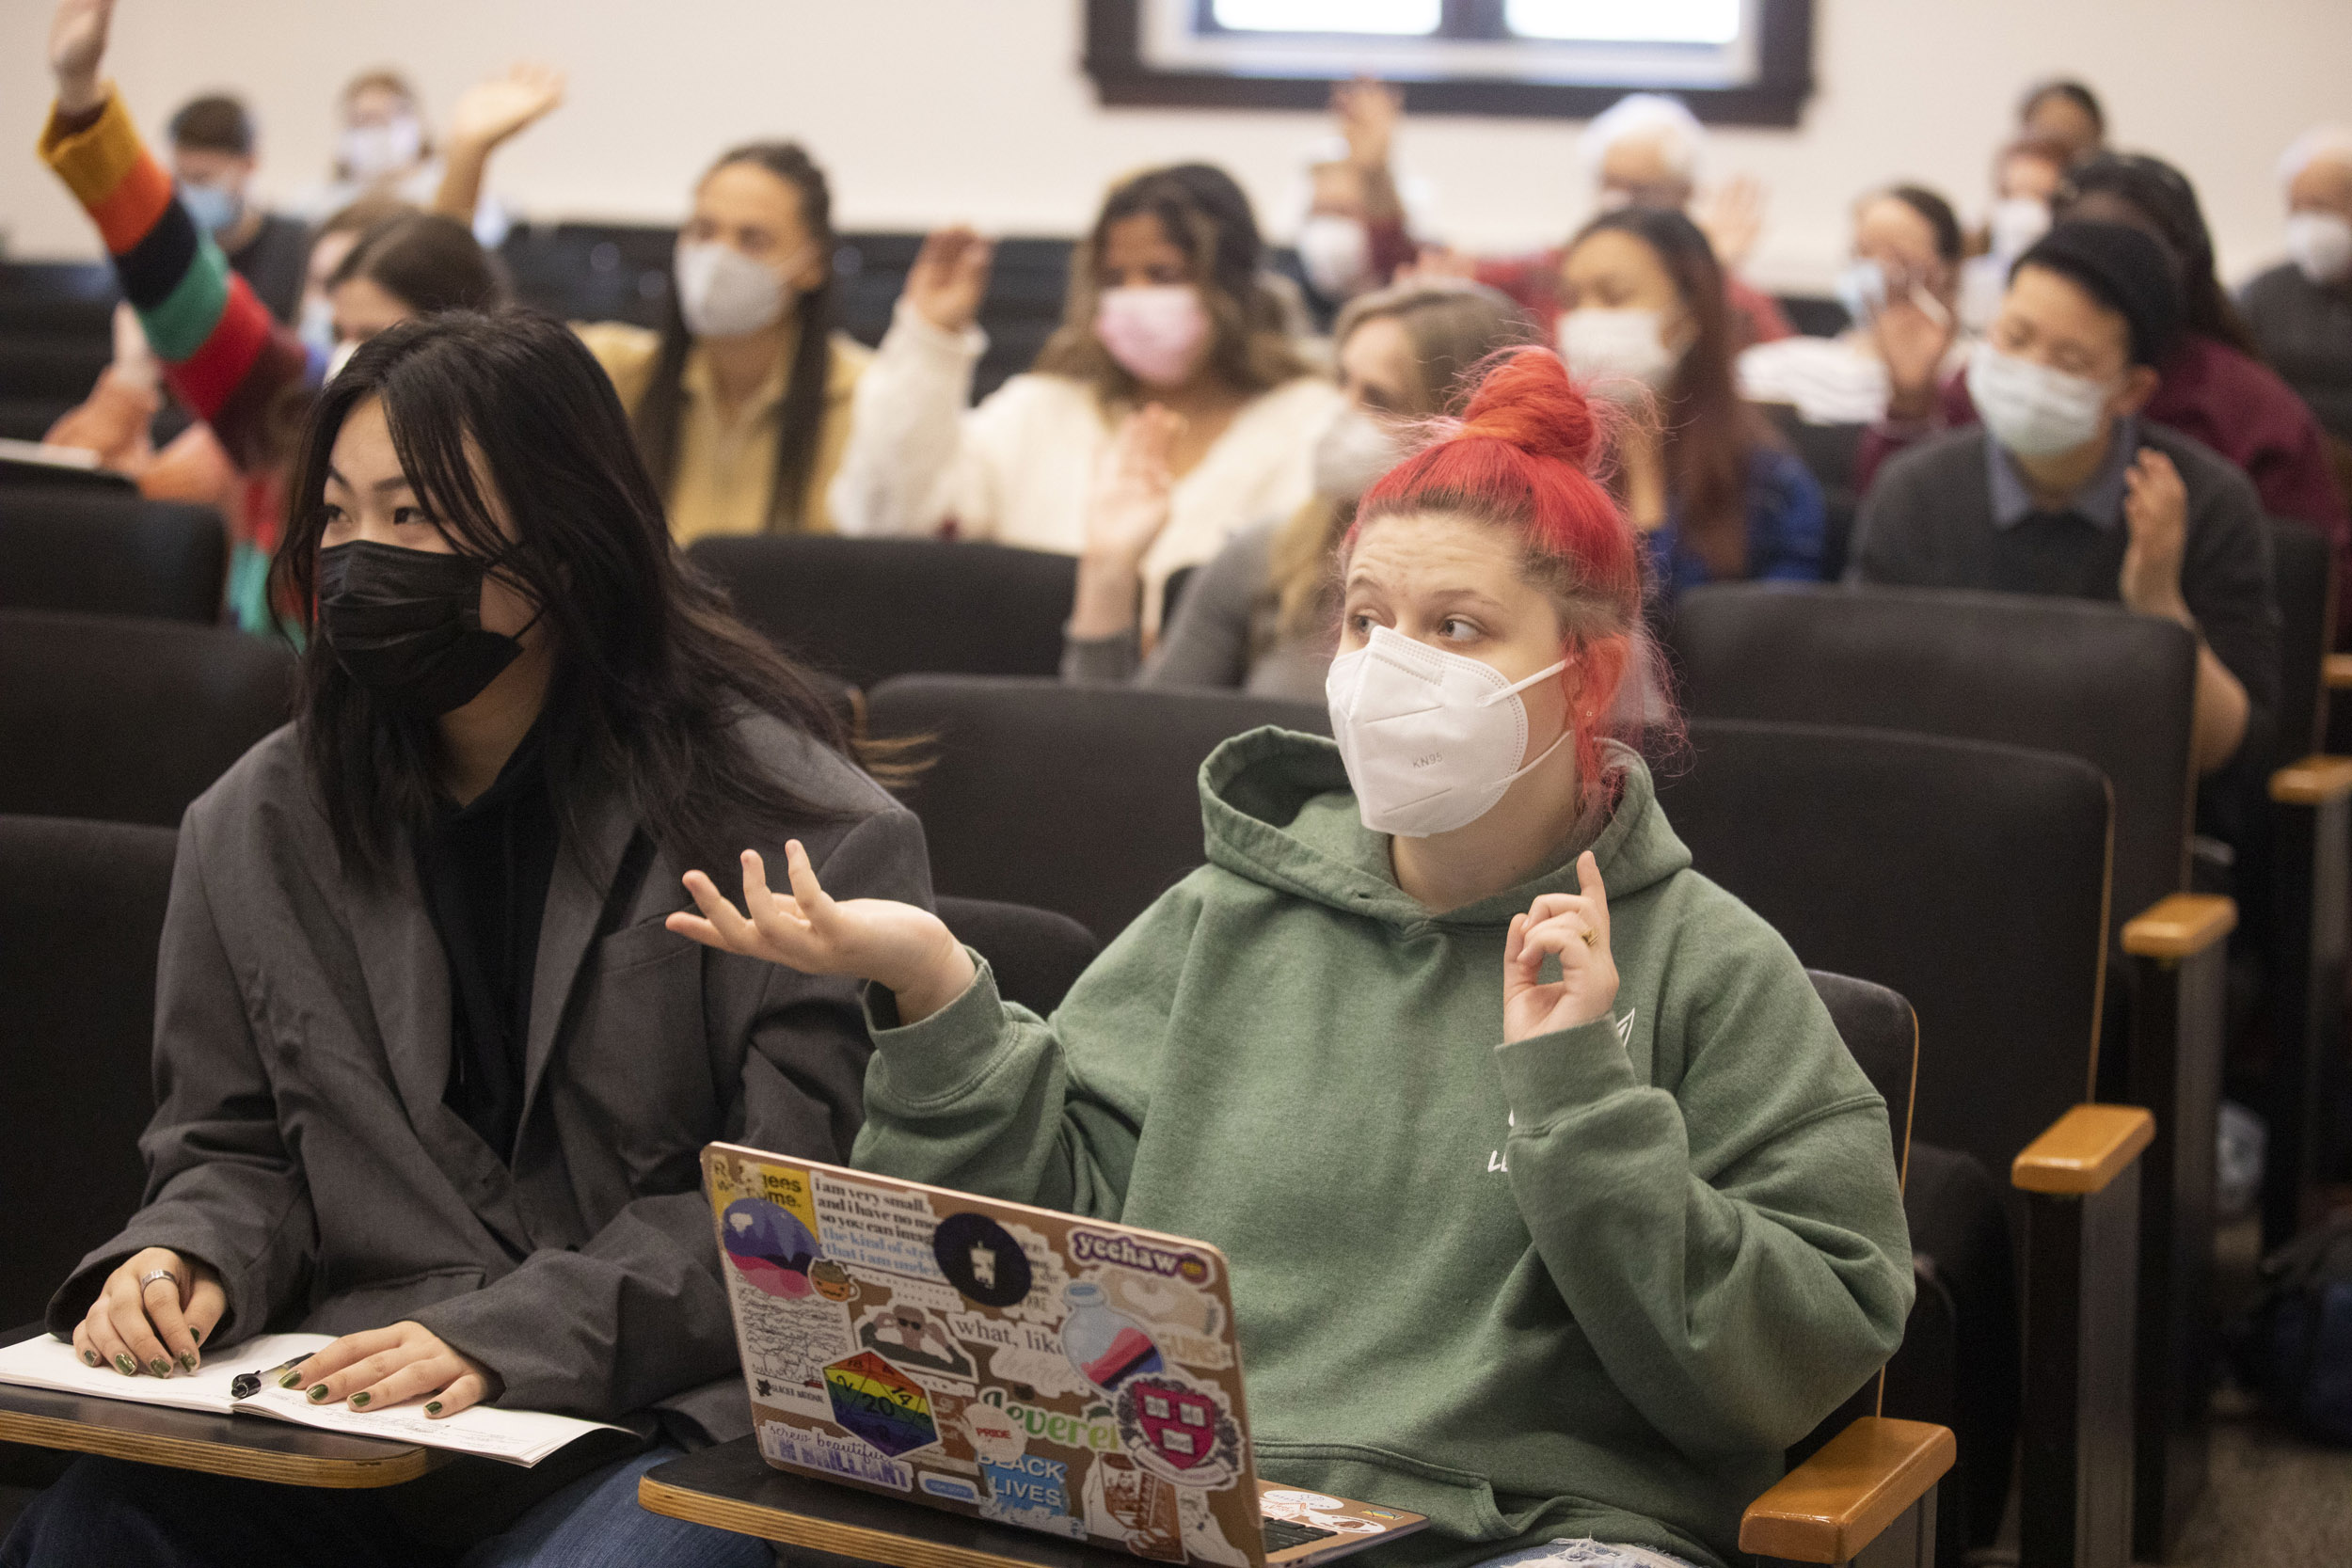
[2012,1103,2155,1195]
[2327,653,2352,691]
[2271,754,2352,805]
[2120,893,2235,959]
[1740,1417,1955,1564]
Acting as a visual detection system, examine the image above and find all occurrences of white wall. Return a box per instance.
[4,0,2346,290]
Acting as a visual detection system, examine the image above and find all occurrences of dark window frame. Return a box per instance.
[1083,0,1817,127]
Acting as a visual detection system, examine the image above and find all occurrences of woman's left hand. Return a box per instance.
[1502,850,1619,1044]
[283,1321,500,1418]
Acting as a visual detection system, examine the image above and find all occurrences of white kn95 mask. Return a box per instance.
[1326,624,1570,838]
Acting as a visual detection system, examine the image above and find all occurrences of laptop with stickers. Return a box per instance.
[702,1143,1426,1566]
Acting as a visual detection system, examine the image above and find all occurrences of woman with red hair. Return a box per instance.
[675,350,1911,1568]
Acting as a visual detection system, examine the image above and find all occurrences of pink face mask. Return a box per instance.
[1094,284,1209,388]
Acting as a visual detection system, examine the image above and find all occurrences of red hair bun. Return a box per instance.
[1454,347,1599,474]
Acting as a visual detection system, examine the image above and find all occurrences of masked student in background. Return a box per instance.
[2240,126,2352,448]
[294,64,555,249]
[1737,183,1969,427]
[1858,150,2349,635]
[1061,279,1539,698]
[830,164,1342,638]
[1958,135,2072,335]
[1850,220,2279,793]
[160,92,310,324]
[1287,78,1425,329]
[1442,93,1794,353]
[675,347,1913,1568]
[1552,207,1825,603]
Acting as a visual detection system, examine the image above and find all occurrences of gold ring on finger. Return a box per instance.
[1580,926,1597,947]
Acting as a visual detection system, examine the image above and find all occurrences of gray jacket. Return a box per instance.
[47,714,931,1446]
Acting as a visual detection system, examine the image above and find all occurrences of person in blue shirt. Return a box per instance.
[1553,205,1826,601]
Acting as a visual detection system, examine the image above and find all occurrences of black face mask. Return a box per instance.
[317,541,527,717]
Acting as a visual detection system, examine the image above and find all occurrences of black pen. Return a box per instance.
[229,1352,311,1401]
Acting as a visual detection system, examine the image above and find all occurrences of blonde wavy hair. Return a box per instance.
[1264,280,1541,644]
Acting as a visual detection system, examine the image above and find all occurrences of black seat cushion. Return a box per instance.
[1669,582,2197,936]
[0,816,177,1328]
[0,491,226,625]
[689,537,1078,691]
[934,896,1100,1017]
[0,610,294,826]
[1660,719,2110,1186]
[866,675,1327,942]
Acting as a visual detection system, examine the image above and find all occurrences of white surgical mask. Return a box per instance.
[1556,307,1681,396]
[1988,196,2052,261]
[1325,624,1571,838]
[1095,285,1210,388]
[675,241,792,339]
[1296,214,1374,299]
[339,116,422,182]
[297,295,336,358]
[1311,406,1402,502]
[1966,345,2114,460]
[2285,211,2352,287]
[177,181,243,238]
[1835,259,1888,325]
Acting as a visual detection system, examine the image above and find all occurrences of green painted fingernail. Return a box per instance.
[114,1354,137,1376]
[308,1384,330,1402]
[179,1354,198,1373]
[278,1370,304,1389]
[349,1391,371,1407]
[149,1358,172,1378]
[425,1401,442,1415]
[81,1350,100,1367]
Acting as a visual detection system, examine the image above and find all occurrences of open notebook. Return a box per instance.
[0,1331,623,1467]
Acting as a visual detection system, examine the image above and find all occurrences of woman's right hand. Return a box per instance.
[73,1247,225,1378]
[904,227,994,335]
[49,0,115,115]
[670,841,977,1024]
[1870,293,1959,420]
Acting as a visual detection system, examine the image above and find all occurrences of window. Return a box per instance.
[1083,0,1816,126]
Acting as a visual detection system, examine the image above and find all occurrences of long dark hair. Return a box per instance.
[268,309,858,880]
[634,143,838,531]
[1033,162,1307,401]
[2057,151,2260,358]
[1568,206,1772,581]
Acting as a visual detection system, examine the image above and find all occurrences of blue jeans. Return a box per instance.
[0,1445,774,1568]
[1471,1540,1699,1568]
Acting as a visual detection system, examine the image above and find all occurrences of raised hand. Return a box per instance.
[2120,447,2190,621]
[1695,172,1769,271]
[1332,76,1402,172]
[72,1247,225,1378]
[284,1321,497,1418]
[446,62,566,153]
[904,226,995,336]
[669,841,977,1024]
[1502,852,1619,1044]
[49,0,116,115]
[1870,295,1959,419]
[1085,404,1182,565]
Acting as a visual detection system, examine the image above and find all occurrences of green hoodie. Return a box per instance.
[854,729,1912,1568]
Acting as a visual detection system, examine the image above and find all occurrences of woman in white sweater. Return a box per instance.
[828,163,1342,634]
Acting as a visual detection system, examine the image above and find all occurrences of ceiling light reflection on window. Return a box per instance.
[1211,0,1441,36]
[1504,0,1743,44]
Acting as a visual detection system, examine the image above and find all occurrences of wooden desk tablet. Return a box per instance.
[0,1326,436,1489]
[640,1437,1140,1568]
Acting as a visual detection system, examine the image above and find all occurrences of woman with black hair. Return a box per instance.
[1,309,930,1567]
[1860,150,2350,628]
[578,142,868,539]
[1553,205,1825,600]
[830,162,1341,638]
